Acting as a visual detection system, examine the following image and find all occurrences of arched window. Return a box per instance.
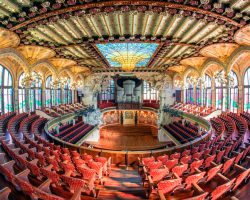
[215,73,227,111]
[229,71,238,113]
[29,72,42,111]
[143,81,158,100]
[64,79,72,104]
[185,77,194,104]
[203,74,212,107]
[0,65,13,114]
[45,76,53,108]
[244,67,250,112]
[18,73,26,113]
[100,79,115,101]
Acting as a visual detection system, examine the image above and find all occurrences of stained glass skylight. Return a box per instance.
[96,43,159,71]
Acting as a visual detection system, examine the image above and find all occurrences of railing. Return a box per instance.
[44,107,212,166]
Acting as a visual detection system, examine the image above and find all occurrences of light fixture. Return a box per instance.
[21,72,42,88]
[214,71,235,88]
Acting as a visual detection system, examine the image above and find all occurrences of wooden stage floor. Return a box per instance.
[87,124,170,151]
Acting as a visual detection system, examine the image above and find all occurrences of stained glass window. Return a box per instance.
[229,71,238,113]
[203,74,212,107]
[196,86,201,105]
[96,43,159,69]
[244,67,250,112]
[0,65,13,114]
[18,73,26,113]
[143,81,158,100]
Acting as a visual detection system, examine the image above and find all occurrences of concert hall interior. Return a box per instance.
[0,0,250,200]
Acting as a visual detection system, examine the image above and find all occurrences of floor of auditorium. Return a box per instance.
[87,125,171,151]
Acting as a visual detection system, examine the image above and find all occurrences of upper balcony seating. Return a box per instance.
[142,100,160,109]
[171,103,213,117]
[98,100,115,109]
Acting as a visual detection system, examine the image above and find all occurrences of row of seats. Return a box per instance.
[98,100,116,109]
[0,113,112,200]
[142,100,160,109]
[0,112,16,133]
[138,126,250,200]
[163,121,201,144]
[171,103,213,116]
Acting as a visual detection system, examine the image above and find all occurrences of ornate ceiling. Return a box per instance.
[0,0,249,77]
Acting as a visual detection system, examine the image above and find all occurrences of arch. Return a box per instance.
[229,70,239,113]
[200,58,225,77]
[226,46,250,76]
[59,68,74,81]
[182,66,200,82]
[0,64,14,114]
[0,48,29,73]
[31,60,58,78]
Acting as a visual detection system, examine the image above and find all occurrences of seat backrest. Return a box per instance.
[180,155,191,164]
[233,168,250,191]
[157,178,182,194]
[157,155,168,163]
[146,161,162,170]
[164,159,178,170]
[222,157,235,174]
[61,175,85,192]
[190,159,204,174]
[172,164,188,177]
[204,155,216,168]
[40,168,60,184]
[185,172,206,189]
[234,151,244,165]
[211,178,235,200]
[216,149,225,163]
[150,168,169,182]
[15,177,34,195]
[207,164,222,182]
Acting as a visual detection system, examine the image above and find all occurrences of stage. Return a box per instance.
[86,124,171,151]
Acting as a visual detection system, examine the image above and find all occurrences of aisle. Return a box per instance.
[97,166,147,200]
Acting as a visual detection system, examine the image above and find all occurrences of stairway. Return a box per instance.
[97,166,147,200]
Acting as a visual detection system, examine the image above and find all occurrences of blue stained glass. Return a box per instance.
[96,43,159,68]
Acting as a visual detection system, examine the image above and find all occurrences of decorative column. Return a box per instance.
[42,80,46,109]
[25,88,30,113]
[211,78,216,109]
[226,75,230,112]
[238,84,243,113]
[61,87,64,105]
[193,86,197,105]
[200,81,204,106]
